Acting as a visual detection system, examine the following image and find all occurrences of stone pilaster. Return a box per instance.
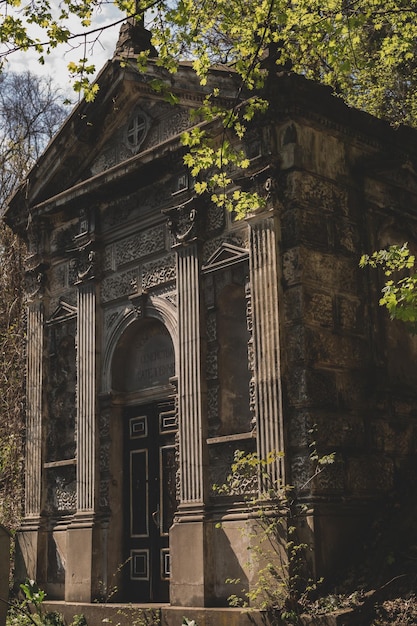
[76,281,96,512]
[66,221,99,602]
[176,243,205,505]
[166,198,209,606]
[25,302,44,518]
[17,229,48,584]
[249,212,285,487]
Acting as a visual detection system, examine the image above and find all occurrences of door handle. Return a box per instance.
[152,505,160,528]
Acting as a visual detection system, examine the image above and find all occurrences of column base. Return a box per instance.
[15,517,47,586]
[170,519,208,606]
[65,513,98,602]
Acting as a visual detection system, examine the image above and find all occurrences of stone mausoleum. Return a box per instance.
[6,18,417,621]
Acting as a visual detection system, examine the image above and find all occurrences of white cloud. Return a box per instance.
[2,3,124,100]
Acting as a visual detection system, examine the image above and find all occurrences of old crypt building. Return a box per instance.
[6,20,417,618]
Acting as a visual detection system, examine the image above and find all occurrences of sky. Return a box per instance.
[3,3,125,101]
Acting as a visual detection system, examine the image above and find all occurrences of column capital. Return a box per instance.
[164,195,205,248]
[69,237,100,285]
[24,256,49,303]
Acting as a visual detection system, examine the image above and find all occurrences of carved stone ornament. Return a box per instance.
[26,212,47,256]
[24,263,48,302]
[234,163,277,204]
[69,239,98,284]
[164,196,202,247]
[129,287,148,318]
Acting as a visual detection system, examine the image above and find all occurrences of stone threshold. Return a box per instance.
[43,601,361,626]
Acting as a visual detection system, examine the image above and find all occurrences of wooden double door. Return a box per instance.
[123,399,177,602]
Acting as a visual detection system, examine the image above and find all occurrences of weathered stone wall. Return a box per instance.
[273,112,417,576]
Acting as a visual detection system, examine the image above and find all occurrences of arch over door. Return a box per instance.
[111,318,177,602]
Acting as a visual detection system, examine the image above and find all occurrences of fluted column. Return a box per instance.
[25,302,44,517]
[249,213,285,487]
[177,243,205,504]
[66,223,99,602]
[167,199,209,606]
[76,282,96,512]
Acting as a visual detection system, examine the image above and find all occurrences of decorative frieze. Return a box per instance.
[103,245,114,273]
[206,312,217,342]
[245,279,256,428]
[114,225,166,268]
[46,466,77,513]
[207,385,220,438]
[206,347,218,380]
[142,255,176,290]
[157,109,191,144]
[98,403,111,511]
[209,441,256,496]
[101,268,138,303]
[206,204,225,234]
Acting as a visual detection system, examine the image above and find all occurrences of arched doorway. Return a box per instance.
[111,317,177,602]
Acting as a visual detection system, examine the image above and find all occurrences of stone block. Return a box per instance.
[290,453,345,495]
[283,286,303,322]
[211,520,251,604]
[370,418,415,456]
[304,291,334,328]
[305,328,366,369]
[337,295,364,333]
[288,409,365,450]
[283,171,349,216]
[286,367,338,408]
[347,455,394,494]
[170,521,206,606]
[66,524,94,602]
[334,219,359,254]
[281,208,332,250]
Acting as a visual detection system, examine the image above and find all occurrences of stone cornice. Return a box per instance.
[266,72,417,160]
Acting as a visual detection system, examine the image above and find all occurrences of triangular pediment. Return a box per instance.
[47,300,77,324]
[5,57,218,226]
[202,242,249,273]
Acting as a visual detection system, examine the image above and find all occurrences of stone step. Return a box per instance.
[43,601,362,626]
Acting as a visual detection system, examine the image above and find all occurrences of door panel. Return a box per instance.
[124,400,177,602]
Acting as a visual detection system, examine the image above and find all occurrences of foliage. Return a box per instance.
[2,2,417,211]
[212,446,334,622]
[360,243,417,332]
[6,579,88,626]
[102,606,160,625]
[0,221,25,532]
[3,1,417,126]
[0,71,67,534]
